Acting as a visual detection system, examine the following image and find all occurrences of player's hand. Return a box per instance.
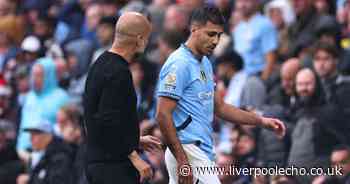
[140,135,162,152]
[261,117,286,139]
[177,161,194,184]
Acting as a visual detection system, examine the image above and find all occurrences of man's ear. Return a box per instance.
[190,24,200,34]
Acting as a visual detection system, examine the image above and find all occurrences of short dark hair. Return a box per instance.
[190,5,225,26]
[99,16,118,27]
[159,30,186,50]
[332,144,350,153]
[313,41,339,59]
[216,50,243,71]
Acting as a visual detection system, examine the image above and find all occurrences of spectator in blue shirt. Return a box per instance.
[232,0,278,80]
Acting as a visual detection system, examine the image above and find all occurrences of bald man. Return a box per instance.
[281,58,300,97]
[267,58,300,107]
[295,68,317,100]
[83,12,159,184]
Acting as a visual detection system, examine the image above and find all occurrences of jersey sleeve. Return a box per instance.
[157,58,189,100]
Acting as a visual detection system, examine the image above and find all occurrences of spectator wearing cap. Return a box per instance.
[233,0,278,80]
[21,36,41,68]
[16,120,74,184]
[17,58,70,163]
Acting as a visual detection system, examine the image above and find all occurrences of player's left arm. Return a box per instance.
[214,92,286,138]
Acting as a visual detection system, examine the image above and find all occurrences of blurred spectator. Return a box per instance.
[0,0,16,17]
[216,149,237,184]
[287,0,337,58]
[267,58,300,109]
[217,50,266,109]
[17,58,70,163]
[233,0,278,80]
[0,12,24,46]
[55,0,92,44]
[288,68,339,184]
[91,16,117,63]
[99,0,120,17]
[144,143,168,184]
[338,0,350,50]
[120,0,149,16]
[32,15,64,59]
[213,0,233,24]
[0,15,24,71]
[20,36,41,68]
[331,145,350,183]
[17,120,74,184]
[228,8,243,32]
[0,127,23,184]
[64,38,95,79]
[54,105,82,143]
[265,0,295,62]
[313,0,336,16]
[130,57,157,120]
[80,3,102,45]
[0,77,17,140]
[147,0,172,39]
[233,129,258,183]
[13,67,30,109]
[312,42,340,102]
[163,4,189,35]
[177,0,204,13]
[0,31,17,72]
[156,30,186,66]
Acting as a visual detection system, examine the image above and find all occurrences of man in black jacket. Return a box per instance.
[83,12,160,184]
[16,120,74,184]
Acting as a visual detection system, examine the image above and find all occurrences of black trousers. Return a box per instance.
[86,160,139,184]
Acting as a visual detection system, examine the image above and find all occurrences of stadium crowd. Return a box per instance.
[0,0,349,183]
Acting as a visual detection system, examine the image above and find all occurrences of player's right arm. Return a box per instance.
[156,96,193,184]
[156,97,188,163]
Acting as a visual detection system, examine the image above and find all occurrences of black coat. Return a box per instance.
[28,137,74,184]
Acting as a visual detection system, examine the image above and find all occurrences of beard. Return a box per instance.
[297,95,315,107]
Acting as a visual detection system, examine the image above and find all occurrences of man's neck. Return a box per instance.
[109,45,134,63]
[184,40,202,61]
